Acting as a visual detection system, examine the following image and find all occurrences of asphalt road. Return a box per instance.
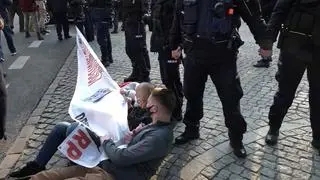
[0,21,76,161]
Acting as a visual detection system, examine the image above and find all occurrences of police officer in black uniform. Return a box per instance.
[171,0,272,158]
[253,0,278,68]
[122,0,151,82]
[150,0,183,121]
[265,0,320,150]
[88,0,114,67]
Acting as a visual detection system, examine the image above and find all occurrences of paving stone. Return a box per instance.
[260,167,276,178]
[240,169,259,180]
[7,138,28,154]
[228,164,245,175]
[180,159,206,180]
[216,169,231,179]
[292,169,311,180]
[0,169,10,180]
[194,174,208,180]
[201,166,218,179]
[19,126,36,138]
[27,140,42,149]
[276,165,293,175]
[276,173,292,180]
[0,154,20,169]
[244,161,261,173]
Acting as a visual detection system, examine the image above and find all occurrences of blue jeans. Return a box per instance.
[2,26,16,53]
[35,122,79,167]
[90,8,112,63]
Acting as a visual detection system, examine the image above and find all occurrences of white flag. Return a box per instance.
[58,28,129,167]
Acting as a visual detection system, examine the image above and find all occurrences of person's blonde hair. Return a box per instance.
[151,88,176,113]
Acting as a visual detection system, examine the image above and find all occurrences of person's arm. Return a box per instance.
[102,130,169,167]
[235,0,273,50]
[267,0,296,40]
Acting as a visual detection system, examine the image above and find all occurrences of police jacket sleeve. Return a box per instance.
[236,0,273,49]
[102,131,169,167]
[268,0,296,41]
[169,0,183,50]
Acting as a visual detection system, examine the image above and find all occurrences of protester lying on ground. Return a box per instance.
[120,82,155,130]
[9,83,155,179]
[27,88,176,180]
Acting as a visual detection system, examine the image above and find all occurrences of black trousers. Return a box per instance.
[269,50,320,140]
[53,12,70,38]
[124,21,150,79]
[158,47,183,119]
[8,3,24,31]
[183,43,246,138]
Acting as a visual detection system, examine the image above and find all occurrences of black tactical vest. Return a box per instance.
[183,0,235,39]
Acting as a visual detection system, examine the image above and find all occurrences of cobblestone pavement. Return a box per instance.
[2,24,320,180]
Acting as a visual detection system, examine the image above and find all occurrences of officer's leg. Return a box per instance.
[137,22,151,82]
[266,51,306,145]
[62,12,70,38]
[308,53,320,149]
[106,28,113,63]
[17,6,25,32]
[54,13,63,40]
[210,55,247,158]
[124,26,139,82]
[158,48,183,121]
[96,21,109,66]
[84,10,94,42]
[175,54,207,145]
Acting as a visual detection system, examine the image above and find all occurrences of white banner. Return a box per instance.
[58,28,129,167]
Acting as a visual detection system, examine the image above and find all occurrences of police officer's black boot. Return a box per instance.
[265,128,279,146]
[175,126,200,145]
[228,131,247,158]
[253,57,272,68]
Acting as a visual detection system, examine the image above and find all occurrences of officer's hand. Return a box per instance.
[259,48,272,59]
[172,47,182,60]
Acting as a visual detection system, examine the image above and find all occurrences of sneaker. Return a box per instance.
[58,36,63,41]
[11,52,17,56]
[253,58,271,68]
[9,161,45,179]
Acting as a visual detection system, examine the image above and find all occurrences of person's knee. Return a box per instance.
[53,122,71,135]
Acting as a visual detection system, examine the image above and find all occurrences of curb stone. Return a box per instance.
[0,47,76,179]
